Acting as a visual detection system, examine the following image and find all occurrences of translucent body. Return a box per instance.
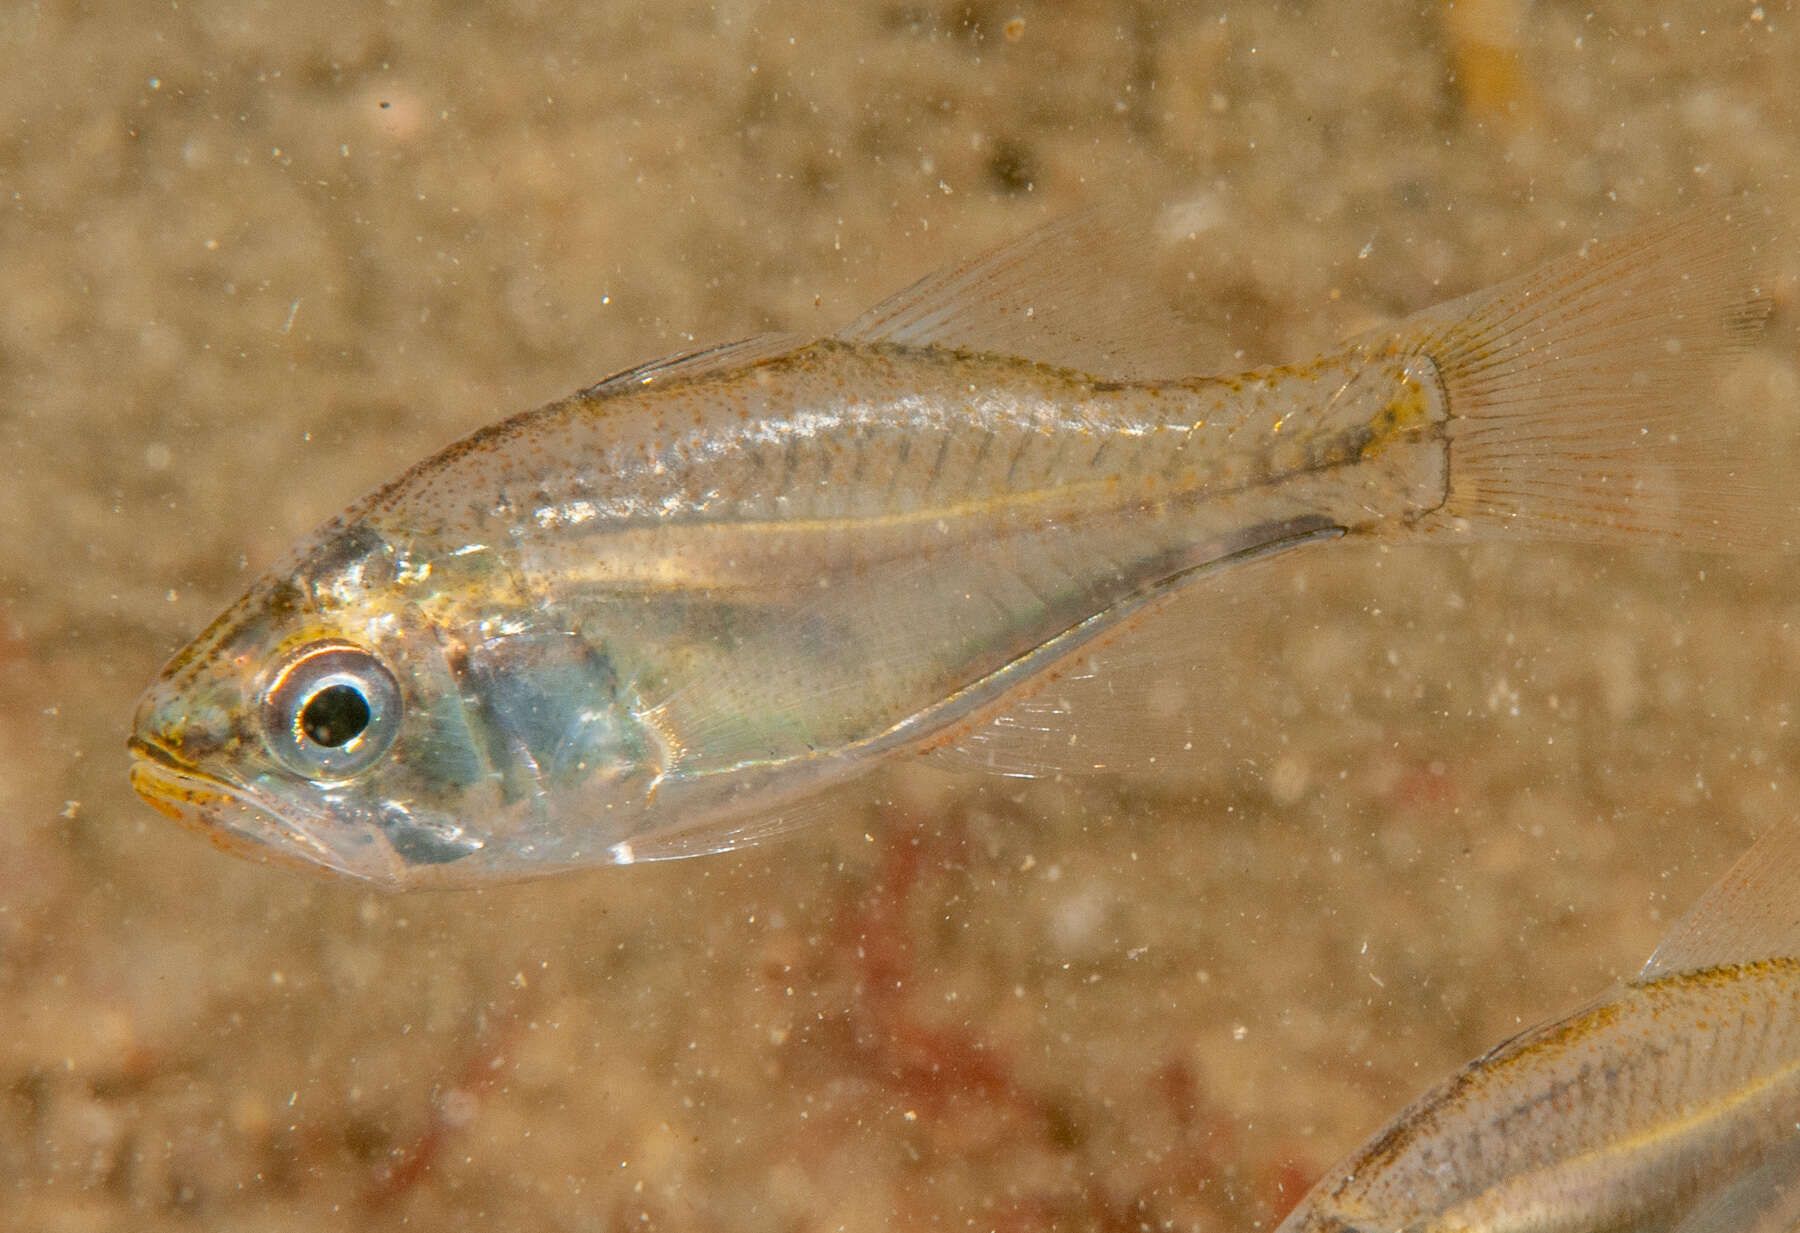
[128,210,1777,887]
[1278,820,1800,1233]
[1281,963,1800,1233]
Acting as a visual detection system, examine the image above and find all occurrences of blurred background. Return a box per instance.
[3,1,1798,1228]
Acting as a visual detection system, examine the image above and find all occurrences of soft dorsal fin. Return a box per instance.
[836,208,1207,379]
[582,208,1217,392]
[1640,819,1800,980]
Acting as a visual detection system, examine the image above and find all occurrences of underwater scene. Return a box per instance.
[6,1,1800,1229]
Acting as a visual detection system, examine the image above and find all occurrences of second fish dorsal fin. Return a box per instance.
[579,334,808,397]
[836,208,1204,379]
[1639,820,1800,980]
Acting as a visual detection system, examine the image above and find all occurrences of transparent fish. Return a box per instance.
[1277,817,1800,1233]
[129,207,1780,887]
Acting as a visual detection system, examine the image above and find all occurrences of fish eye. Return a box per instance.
[259,641,401,781]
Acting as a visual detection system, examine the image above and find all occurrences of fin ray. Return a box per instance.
[838,207,1206,379]
[580,334,807,396]
[1383,205,1788,549]
[1641,820,1800,979]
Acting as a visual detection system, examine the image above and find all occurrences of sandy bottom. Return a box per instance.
[3,1,1800,1229]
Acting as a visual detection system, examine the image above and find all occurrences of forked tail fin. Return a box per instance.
[1380,206,1785,547]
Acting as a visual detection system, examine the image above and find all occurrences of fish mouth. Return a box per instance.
[126,735,398,885]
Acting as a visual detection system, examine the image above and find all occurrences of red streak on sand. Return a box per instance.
[809,803,1310,1231]
[362,994,527,1211]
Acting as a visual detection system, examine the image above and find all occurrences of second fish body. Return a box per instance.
[1278,821,1800,1233]
[129,208,1778,886]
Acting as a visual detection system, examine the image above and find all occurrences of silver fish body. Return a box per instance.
[1279,960,1800,1233]
[128,339,1438,880]
[128,209,1777,886]
[1279,815,1800,1233]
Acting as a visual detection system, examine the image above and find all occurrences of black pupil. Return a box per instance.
[301,683,372,748]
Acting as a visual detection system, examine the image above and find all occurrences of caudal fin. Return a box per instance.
[1387,206,1786,548]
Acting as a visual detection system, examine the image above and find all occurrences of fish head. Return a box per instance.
[128,518,512,889]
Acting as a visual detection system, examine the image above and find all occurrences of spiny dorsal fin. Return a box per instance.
[579,333,807,397]
[1640,818,1800,980]
[589,207,1224,390]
